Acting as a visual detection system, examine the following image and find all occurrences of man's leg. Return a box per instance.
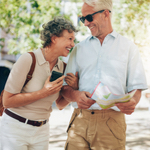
[65,109,126,150]
[90,109,126,150]
[64,108,90,150]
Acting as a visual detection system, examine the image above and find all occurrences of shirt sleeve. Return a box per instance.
[4,53,33,94]
[126,43,148,92]
[63,45,78,85]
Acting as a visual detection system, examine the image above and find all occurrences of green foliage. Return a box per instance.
[112,0,150,47]
[69,0,82,2]
[0,38,5,51]
[0,0,150,55]
[0,0,72,55]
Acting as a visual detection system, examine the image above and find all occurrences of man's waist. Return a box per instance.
[71,102,120,111]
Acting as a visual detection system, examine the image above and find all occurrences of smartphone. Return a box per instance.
[50,71,63,82]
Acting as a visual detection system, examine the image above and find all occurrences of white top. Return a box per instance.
[64,30,148,110]
[5,48,64,120]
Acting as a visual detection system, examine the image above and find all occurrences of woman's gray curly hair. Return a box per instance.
[40,17,78,48]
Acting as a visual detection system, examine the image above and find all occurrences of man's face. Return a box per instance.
[81,3,105,38]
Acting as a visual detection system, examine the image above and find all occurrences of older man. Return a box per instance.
[61,0,148,149]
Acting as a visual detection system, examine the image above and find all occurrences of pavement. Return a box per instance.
[49,105,150,150]
[1,95,150,150]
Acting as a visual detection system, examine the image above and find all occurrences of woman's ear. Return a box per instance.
[51,36,57,44]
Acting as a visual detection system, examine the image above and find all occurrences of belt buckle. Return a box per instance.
[39,121,44,127]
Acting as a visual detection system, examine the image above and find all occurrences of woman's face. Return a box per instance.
[55,30,75,57]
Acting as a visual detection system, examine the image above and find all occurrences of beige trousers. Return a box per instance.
[65,108,126,150]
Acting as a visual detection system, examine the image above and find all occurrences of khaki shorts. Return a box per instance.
[65,108,126,150]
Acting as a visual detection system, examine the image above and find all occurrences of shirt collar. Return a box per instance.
[90,30,118,40]
[35,48,46,65]
[35,48,61,70]
[53,58,61,71]
[109,30,118,38]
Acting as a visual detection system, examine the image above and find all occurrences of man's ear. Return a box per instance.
[104,10,110,18]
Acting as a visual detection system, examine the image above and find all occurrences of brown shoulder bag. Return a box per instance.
[0,52,36,116]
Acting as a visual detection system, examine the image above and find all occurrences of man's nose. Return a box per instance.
[84,19,90,26]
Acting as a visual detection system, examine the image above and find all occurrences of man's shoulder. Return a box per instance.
[116,33,138,53]
[117,33,133,44]
[70,36,91,56]
[76,36,92,46]
[115,33,136,49]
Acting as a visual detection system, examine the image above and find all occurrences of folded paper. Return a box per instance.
[91,82,136,109]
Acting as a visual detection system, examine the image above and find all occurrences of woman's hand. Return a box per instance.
[65,72,79,90]
[43,75,65,96]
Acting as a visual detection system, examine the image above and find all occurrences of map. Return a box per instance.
[91,82,137,109]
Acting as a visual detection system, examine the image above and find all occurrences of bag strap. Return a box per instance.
[63,62,67,74]
[0,52,36,116]
[23,52,36,87]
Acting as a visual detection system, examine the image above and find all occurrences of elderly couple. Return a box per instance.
[0,0,147,150]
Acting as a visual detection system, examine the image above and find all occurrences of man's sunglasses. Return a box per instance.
[80,10,111,23]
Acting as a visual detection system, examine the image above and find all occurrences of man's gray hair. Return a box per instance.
[83,0,112,12]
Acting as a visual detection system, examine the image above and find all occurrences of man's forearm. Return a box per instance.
[61,85,95,109]
[61,85,78,102]
[55,95,70,110]
[133,89,142,104]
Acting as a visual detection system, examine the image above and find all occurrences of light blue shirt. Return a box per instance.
[64,30,148,110]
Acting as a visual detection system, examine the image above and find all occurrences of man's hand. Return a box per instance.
[74,91,96,109]
[115,98,137,115]
[115,89,141,115]
[61,85,95,109]
[65,72,79,90]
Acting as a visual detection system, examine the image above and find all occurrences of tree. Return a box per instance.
[0,0,72,55]
[1,0,150,55]
[112,0,150,47]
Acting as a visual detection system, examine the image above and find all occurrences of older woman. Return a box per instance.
[1,17,78,150]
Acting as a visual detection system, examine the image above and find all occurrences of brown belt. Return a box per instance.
[4,109,47,127]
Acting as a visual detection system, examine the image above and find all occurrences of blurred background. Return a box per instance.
[0,0,150,149]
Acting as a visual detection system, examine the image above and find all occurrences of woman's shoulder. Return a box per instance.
[17,52,33,64]
[12,52,33,72]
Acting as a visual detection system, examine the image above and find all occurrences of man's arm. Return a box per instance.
[55,72,79,110]
[115,89,141,115]
[61,85,95,109]
[55,95,70,110]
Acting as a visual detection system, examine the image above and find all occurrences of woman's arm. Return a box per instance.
[3,75,65,108]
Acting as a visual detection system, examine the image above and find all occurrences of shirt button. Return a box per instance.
[91,111,95,114]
